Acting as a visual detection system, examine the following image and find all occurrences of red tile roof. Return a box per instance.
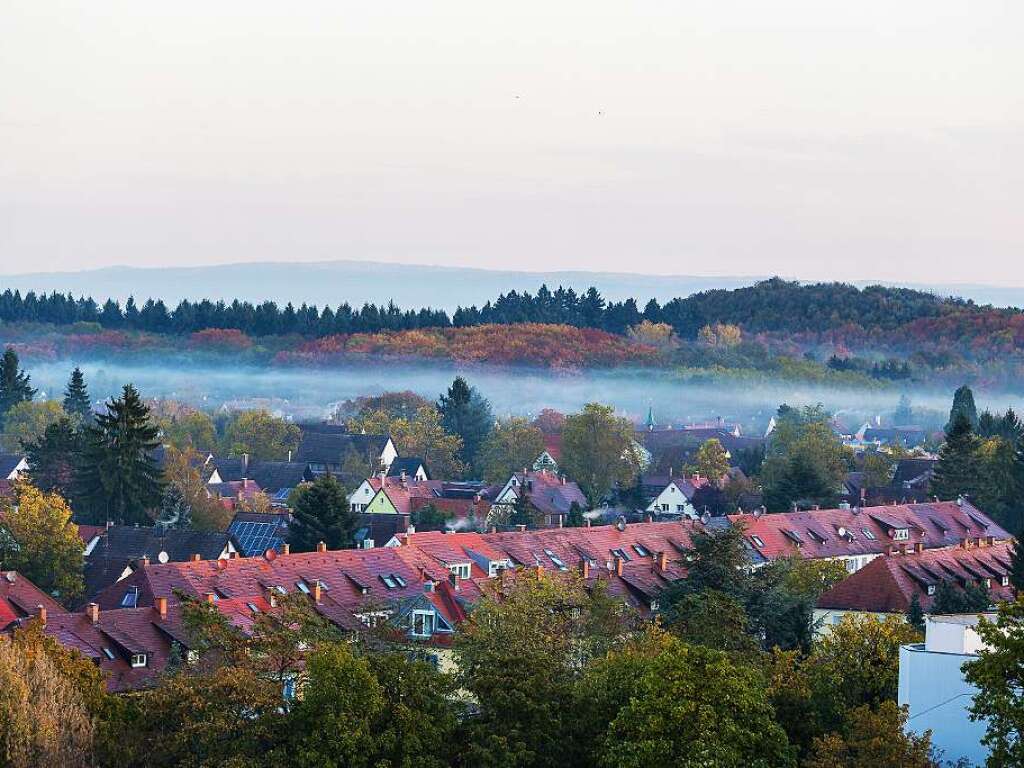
[728,501,1009,562]
[817,540,1015,614]
[0,571,65,630]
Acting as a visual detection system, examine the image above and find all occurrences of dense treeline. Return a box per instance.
[0,277,993,340]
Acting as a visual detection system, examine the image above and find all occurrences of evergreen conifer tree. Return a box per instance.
[62,367,91,421]
[906,593,925,633]
[288,474,356,552]
[23,416,81,497]
[1009,538,1024,594]
[946,385,979,433]
[0,347,36,429]
[438,377,493,473]
[75,384,164,525]
[931,413,982,502]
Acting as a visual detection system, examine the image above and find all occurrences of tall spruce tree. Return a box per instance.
[62,367,91,421]
[437,377,493,473]
[0,347,36,429]
[945,385,979,433]
[23,416,81,497]
[906,593,925,633]
[288,474,356,552]
[75,384,164,525]
[931,412,982,502]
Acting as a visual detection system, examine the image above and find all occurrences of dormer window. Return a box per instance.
[411,610,436,637]
[130,653,148,668]
[449,563,471,580]
[893,528,909,541]
[1003,575,1010,587]
[983,578,992,588]
[120,587,139,608]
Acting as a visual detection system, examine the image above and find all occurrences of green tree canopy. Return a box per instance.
[946,384,979,433]
[0,347,36,430]
[931,412,983,501]
[0,400,66,453]
[477,417,546,483]
[288,474,356,552]
[75,384,164,525]
[561,403,642,505]
[222,409,301,460]
[23,416,80,498]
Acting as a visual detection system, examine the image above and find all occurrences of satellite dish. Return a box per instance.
[615,516,627,532]
[701,512,711,525]
[837,527,848,538]
[157,551,169,564]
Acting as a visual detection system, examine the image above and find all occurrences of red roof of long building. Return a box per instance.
[0,571,65,630]
[817,540,1015,614]
[727,501,1009,562]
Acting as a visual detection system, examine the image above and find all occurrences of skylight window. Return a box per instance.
[544,549,567,571]
[610,548,632,561]
[633,544,651,557]
[862,528,877,541]
[102,647,116,660]
[296,581,310,594]
[246,602,260,613]
[750,535,765,548]
[120,587,139,608]
[380,573,407,590]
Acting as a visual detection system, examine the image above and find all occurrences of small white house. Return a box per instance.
[348,478,379,513]
[0,453,29,481]
[644,481,698,519]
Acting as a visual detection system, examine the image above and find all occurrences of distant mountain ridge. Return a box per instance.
[3,260,1022,311]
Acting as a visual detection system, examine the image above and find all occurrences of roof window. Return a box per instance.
[750,535,765,548]
[862,528,877,541]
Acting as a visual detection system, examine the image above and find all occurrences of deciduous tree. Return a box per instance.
[0,400,64,453]
[803,702,934,768]
[477,417,545,483]
[222,409,300,461]
[693,437,730,482]
[561,403,641,505]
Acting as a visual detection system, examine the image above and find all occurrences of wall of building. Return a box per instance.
[898,643,989,767]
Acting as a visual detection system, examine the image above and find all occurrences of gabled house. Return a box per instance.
[0,453,28,481]
[490,470,588,528]
[295,425,397,478]
[386,457,429,481]
[635,473,710,519]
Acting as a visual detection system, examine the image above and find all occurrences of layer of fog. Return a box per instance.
[24,359,1023,433]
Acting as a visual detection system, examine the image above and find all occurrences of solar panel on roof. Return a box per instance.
[228,520,286,557]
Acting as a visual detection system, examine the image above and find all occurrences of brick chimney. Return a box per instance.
[516,524,526,533]
[282,543,290,555]
[37,605,47,626]
[316,541,327,553]
[205,593,216,604]
[155,596,168,620]
[913,542,924,554]
[190,553,201,562]
[87,603,99,624]
[312,581,322,603]
[884,544,894,556]
[614,557,624,576]
[580,559,590,579]
[657,551,669,572]
[140,555,149,568]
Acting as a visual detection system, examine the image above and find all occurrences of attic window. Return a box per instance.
[633,544,651,558]
[296,581,310,594]
[381,573,407,590]
[1002,576,1010,587]
[120,587,139,608]
[927,584,936,596]
[246,602,260,613]
[807,529,827,544]
[449,563,471,580]
[102,647,116,660]
[610,548,632,561]
[862,528,877,541]
[750,535,765,548]
[893,528,909,541]
[783,529,803,546]
[983,578,992,588]
[130,653,147,668]
[411,610,436,637]
[544,549,567,571]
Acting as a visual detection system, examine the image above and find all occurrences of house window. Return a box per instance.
[845,558,857,573]
[983,578,992,588]
[296,581,310,594]
[543,549,568,571]
[750,535,765,548]
[1002,575,1010,587]
[862,528,877,541]
[130,653,147,668]
[893,528,909,541]
[121,587,139,608]
[381,573,407,589]
[357,611,390,628]
[412,610,435,637]
[449,563,471,580]
[283,676,297,701]
[102,647,116,660]
[927,584,936,596]
[676,504,685,512]
[633,544,651,557]
[660,503,669,512]
[610,548,631,561]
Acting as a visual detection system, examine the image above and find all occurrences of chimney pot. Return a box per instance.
[657,551,668,572]
[155,596,168,620]
[534,564,544,580]
[580,559,590,579]
[87,603,99,624]
[141,555,149,568]
[282,543,290,555]
[205,593,216,604]
[313,581,322,603]
[614,557,624,577]
[190,553,201,562]
[913,542,924,554]
[316,541,327,553]
[37,606,47,626]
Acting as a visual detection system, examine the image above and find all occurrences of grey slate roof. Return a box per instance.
[295,428,391,466]
[0,453,25,479]
[387,457,428,479]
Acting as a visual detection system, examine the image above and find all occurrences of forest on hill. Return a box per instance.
[2,278,1024,386]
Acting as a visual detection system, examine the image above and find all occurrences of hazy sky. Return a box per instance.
[2,1,1022,283]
